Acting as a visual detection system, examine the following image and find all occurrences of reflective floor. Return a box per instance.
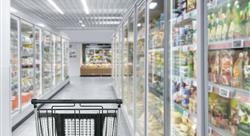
[13,77,130,136]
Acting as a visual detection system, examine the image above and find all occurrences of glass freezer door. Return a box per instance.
[42,31,53,92]
[170,0,198,135]
[55,36,62,84]
[20,20,35,108]
[10,17,20,112]
[207,0,250,136]
[34,28,42,98]
[135,3,146,136]
[147,0,165,135]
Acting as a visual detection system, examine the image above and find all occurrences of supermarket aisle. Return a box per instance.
[13,77,129,136]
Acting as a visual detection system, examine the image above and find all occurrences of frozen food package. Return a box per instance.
[219,50,233,86]
[208,87,231,129]
[243,48,250,91]
[208,51,220,83]
[231,49,244,88]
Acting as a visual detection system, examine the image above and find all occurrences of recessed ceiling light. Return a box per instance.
[81,0,89,14]
[149,2,158,9]
[137,23,142,27]
[37,23,45,27]
[10,7,17,13]
[81,24,86,27]
[79,20,83,24]
[47,0,64,15]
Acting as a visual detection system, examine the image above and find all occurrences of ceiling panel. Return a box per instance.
[11,0,133,30]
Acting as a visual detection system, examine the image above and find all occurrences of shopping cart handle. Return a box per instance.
[31,99,123,105]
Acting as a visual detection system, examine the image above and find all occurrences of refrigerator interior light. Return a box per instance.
[149,2,157,9]
[79,20,83,24]
[37,23,45,28]
[137,23,142,27]
[81,24,86,27]
[81,0,90,14]
[10,7,17,13]
[47,0,64,15]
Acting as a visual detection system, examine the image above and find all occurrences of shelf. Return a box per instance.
[209,38,250,50]
[208,123,232,136]
[208,82,250,98]
[172,44,196,51]
[171,10,197,27]
[174,103,197,119]
[149,83,164,100]
[148,48,164,53]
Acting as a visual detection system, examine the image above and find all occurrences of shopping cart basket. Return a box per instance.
[31,99,122,136]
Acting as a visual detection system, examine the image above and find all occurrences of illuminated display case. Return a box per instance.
[55,36,62,84]
[10,15,70,124]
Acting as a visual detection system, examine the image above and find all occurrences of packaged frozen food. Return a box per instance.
[219,50,233,86]
[231,50,244,88]
[208,51,220,83]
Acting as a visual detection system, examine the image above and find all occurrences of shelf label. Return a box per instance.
[233,40,243,48]
[208,84,213,92]
[219,88,230,98]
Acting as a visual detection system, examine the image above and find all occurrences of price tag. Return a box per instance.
[233,40,243,48]
[219,88,230,98]
[208,85,213,92]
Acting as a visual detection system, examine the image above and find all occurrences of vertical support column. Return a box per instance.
[164,0,171,135]
[144,1,149,136]
[0,0,11,135]
[133,4,137,136]
[197,0,208,135]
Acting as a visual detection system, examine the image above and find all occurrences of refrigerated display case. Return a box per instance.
[55,36,62,84]
[207,0,250,136]
[34,27,42,98]
[135,3,146,136]
[20,20,34,108]
[147,0,165,135]
[42,31,53,92]
[10,17,20,112]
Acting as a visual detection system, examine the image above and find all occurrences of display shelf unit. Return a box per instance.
[10,14,70,128]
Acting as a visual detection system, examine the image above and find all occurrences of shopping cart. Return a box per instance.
[31,99,122,136]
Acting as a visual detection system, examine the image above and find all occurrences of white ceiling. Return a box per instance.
[11,0,133,30]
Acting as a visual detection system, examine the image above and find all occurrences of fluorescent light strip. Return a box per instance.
[10,7,17,13]
[81,0,89,14]
[47,0,64,14]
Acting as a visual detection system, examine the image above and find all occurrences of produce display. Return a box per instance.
[136,5,146,136]
[55,36,62,84]
[42,31,53,92]
[10,18,19,111]
[171,0,198,135]
[148,1,165,135]
[208,0,250,135]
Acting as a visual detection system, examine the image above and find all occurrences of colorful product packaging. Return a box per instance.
[219,50,233,86]
[231,50,244,88]
[208,51,220,83]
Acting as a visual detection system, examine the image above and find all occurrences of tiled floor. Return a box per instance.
[13,77,129,136]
